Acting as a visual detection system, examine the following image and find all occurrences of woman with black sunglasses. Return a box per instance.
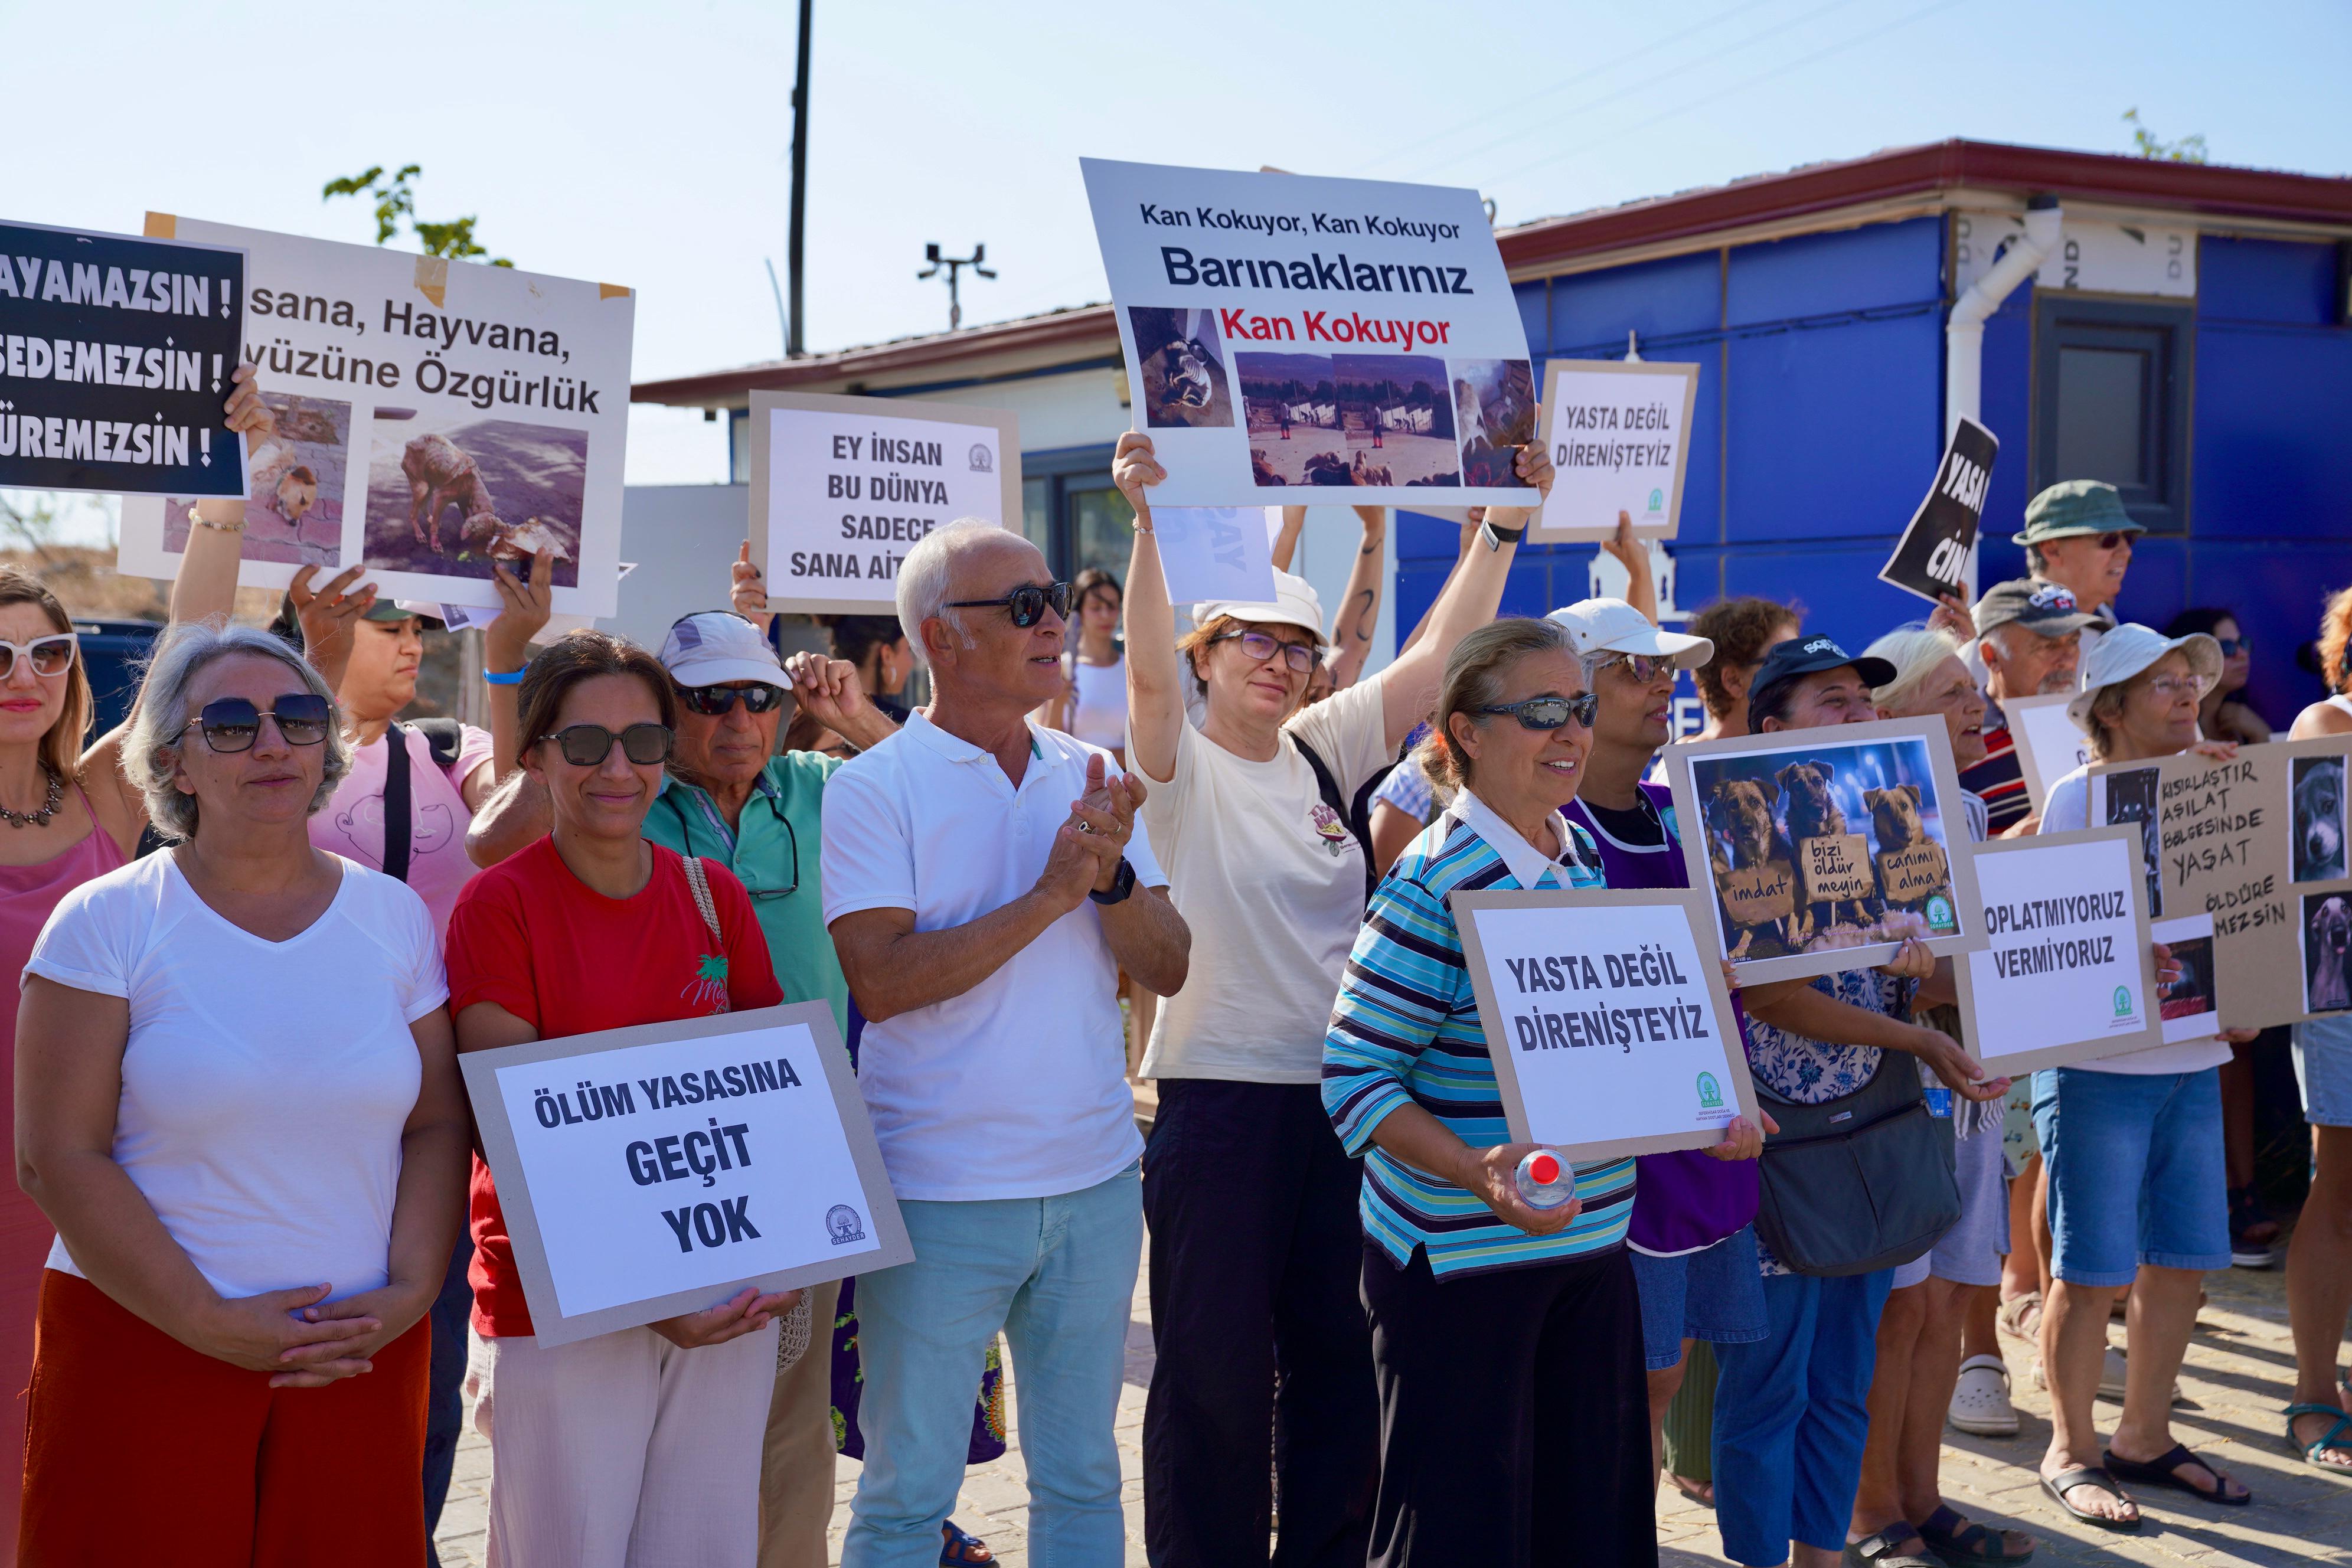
[1110,428,1553,1568]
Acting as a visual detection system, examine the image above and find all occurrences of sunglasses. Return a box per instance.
[540,723,675,767]
[674,682,787,716]
[184,693,334,752]
[1599,652,1671,684]
[2093,531,2129,550]
[1213,628,1318,675]
[2212,636,2249,658]
[0,633,77,680]
[1479,692,1600,731]
[946,580,1070,629]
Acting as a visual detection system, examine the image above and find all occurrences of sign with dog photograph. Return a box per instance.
[1527,360,1698,543]
[1954,827,2161,1074]
[2089,736,2352,1028]
[460,1002,911,1350]
[1664,716,1986,984]
[1452,887,1756,1161]
[2000,691,2091,816]
[1877,416,1998,605]
[119,214,635,614]
[0,218,249,499]
[1081,158,1538,508]
[746,391,1019,615]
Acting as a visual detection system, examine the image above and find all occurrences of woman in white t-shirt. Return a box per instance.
[1110,429,1553,1566]
[15,621,469,1564]
[1054,567,1129,764]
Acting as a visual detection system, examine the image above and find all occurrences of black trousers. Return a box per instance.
[1360,1239,1655,1568]
[1142,1079,1378,1567]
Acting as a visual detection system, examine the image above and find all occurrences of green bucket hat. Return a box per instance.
[2013,480,2144,547]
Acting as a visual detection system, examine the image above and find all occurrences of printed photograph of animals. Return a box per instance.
[1130,307,1234,430]
[2100,765,2164,919]
[361,410,585,589]
[1689,736,1958,962]
[2294,755,2347,883]
[2158,929,2219,1025]
[1452,358,1537,488]
[2306,891,2352,1015]
[1331,354,1461,486]
[164,391,348,568]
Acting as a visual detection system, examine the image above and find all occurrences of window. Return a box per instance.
[1021,446,1131,582]
[2033,297,2190,532]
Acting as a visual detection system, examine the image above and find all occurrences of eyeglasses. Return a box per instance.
[539,723,675,767]
[2093,531,2129,550]
[946,580,1070,629]
[674,682,786,717]
[184,693,333,752]
[1212,628,1318,675]
[2212,636,2249,658]
[1599,653,1671,684]
[2142,677,2203,701]
[0,633,77,680]
[1479,692,1600,731]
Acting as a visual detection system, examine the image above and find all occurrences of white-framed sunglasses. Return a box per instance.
[0,633,77,681]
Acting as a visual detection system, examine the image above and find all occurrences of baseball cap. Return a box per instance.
[2064,623,2222,734]
[1973,577,2099,639]
[1194,570,1326,642]
[1746,634,1898,732]
[660,612,785,688]
[1547,598,1714,669]
[2013,480,2144,547]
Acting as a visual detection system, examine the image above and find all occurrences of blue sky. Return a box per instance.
[6,0,2348,538]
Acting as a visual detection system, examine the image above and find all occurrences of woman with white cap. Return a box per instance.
[1110,429,1551,1568]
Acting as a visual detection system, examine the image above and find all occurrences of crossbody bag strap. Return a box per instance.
[381,723,414,883]
[678,852,731,1015]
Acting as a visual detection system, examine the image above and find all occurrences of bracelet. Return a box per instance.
[191,513,247,533]
[484,668,525,687]
[1480,519,1526,552]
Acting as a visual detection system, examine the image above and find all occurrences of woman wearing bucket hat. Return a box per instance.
[2031,623,2258,1528]
[1111,427,1552,1568]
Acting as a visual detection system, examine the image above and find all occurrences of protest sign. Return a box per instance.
[1452,888,1755,1161]
[1664,716,1985,984]
[746,390,1019,615]
[1878,417,1998,604]
[460,1001,910,1348]
[1527,360,1698,543]
[119,214,635,614]
[1080,158,1538,508]
[2151,913,2222,1044]
[2001,691,2090,815]
[1954,827,2160,1075]
[0,220,247,498]
[1153,507,1276,606]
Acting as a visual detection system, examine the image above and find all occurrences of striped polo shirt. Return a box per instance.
[1323,793,1636,1278]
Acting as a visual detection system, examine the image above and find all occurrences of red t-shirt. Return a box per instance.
[446,839,782,1337]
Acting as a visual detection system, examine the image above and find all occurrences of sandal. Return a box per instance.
[2038,1466,2139,1533]
[940,1520,994,1564]
[1665,1471,1714,1508]
[1948,1354,2019,1438]
[1917,1503,2034,1565]
[2102,1442,2251,1506]
[2285,1402,2352,1474]
[1997,1291,2041,1344]
[1843,1525,1938,1566]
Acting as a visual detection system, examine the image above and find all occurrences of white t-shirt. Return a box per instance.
[821,714,1168,1202]
[2043,763,2232,1074]
[1136,675,1390,1083]
[24,853,446,1301]
[1068,654,1128,752]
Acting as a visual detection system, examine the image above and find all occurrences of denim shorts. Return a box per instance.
[2295,1014,2352,1129]
[2030,1066,2229,1288]
[1628,1224,1768,1370]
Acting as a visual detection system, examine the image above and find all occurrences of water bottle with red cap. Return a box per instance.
[1514,1148,1576,1210]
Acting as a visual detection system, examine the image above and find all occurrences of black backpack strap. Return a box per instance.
[382,721,414,883]
[411,716,466,774]
[1290,733,1378,903]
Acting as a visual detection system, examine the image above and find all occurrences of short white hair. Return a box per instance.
[894,520,1026,667]
[125,619,349,840]
[1863,625,1964,714]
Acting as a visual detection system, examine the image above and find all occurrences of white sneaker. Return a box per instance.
[1949,1354,2020,1436]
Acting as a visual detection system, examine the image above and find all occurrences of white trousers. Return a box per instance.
[474,1321,779,1568]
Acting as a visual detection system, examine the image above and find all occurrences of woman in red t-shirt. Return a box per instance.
[447,631,794,1568]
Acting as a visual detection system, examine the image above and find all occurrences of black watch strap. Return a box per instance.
[1089,857,1138,905]
[1481,518,1527,551]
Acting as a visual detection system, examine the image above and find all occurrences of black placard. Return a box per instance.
[1878,416,1998,604]
[0,220,247,498]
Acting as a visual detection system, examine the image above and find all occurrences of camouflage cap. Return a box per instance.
[2012,480,2144,547]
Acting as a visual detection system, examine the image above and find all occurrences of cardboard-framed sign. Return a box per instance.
[1877,416,1998,605]
[1528,359,1699,543]
[1452,887,1755,1162]
[747,390,1019,616]
[1663,716,1987,985]
[1953,826,2162,1076]
[460,1001,912,1350]
[2000,691,2091,817]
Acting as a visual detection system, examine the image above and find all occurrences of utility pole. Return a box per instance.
[785,0,812,357]
[918,243,995,331]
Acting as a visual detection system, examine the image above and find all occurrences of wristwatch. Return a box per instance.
[1481,518,1527,553]
[1089,857,1137,905]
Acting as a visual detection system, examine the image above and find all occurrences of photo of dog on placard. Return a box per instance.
[164,391,349,568]
[2294,756,2347,884]
[2101,765,2164,920]
[1130,306,1235,430]
[361,409,585,590]
[2307,891,2352,1015]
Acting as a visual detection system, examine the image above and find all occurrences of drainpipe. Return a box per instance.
[1946,195,2061,595]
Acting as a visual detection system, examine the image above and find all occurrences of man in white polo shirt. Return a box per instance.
[822,521,1191,1568]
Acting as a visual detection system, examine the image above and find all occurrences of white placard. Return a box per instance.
[1154,507,1276,606]
[120,214,635,614]
[1959,827,2160,1075]
[1530,360,1698,542]
[1082,158,1538,508]
[2003,691,2092,815]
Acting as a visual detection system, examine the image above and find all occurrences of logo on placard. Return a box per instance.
[2113,985,2132,1018]
[1696,1072,1724,1110]
[1923,893,1956,933]
[1647,486,1665,514]
[968,443,993,473]
[827,1204,867,1245]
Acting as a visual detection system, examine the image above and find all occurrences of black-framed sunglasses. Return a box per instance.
[674,682,788,717]
[1479,692,1600,731]
[1599,652,1671,684]
[184,693,333,752]
[2093,531,2129,550]
[539,723,675,767]
[946,580,1070,629]
[1212,628,1318,675]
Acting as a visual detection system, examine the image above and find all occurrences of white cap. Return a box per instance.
[1194,570,1327,641]
[660,612,785,687]
[1547,597,1714,669]
[2066,623,2222,734]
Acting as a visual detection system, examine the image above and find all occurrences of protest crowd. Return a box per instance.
[5,331,2352,1568]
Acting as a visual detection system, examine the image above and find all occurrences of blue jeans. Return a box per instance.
[2031,1066,2229,1288]
[845,1163,1143,1568]
[1713,1267,1892,1566]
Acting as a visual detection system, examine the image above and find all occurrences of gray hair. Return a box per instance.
[126,620,350,841]
[894,518,1006,668]
[1863,625,1964,714]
